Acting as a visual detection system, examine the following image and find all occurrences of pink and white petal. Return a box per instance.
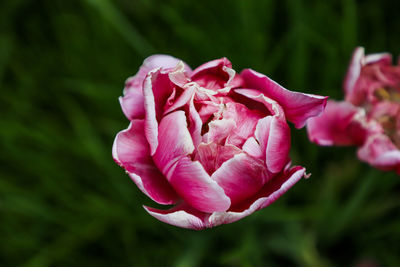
[153,110,195,176]
[191,58,233,90]
[212,153,269,205]
[357,134,400,171]
[254,116,272,153]
[240,69,328,128]
[344,47,365,98]
[144,204,208,230]
[254,115,291,173]
[234,88,284,117]
[194,142,242,175]
[192,57,232,78]
[223,102,263,147]
[205,119,236,143]
[169,157,231,213]
[163,85,196,115]
[242,137,263,159]
[168,61,193,88]
[307,100,368,146]
[124,54,191,95]
[188,96,203,147]
[112,120,179,205]
[265,117,291,173]
[365,52,392,66]
[143,69,177,154]
[208,166,306,227]
[119,91,145,120]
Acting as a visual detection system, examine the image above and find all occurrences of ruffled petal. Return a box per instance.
[121,55,191,121]
[143,69,176,155]
[112,120,179,205]
[153,110,195,176]
[344,47,392,103]
[208,166,305,227]
[307,100,369,146]
[144,203,208,230]
[191,58,235,90]
[169,157,231,213]
[194,142,242,175]
[212,153,269,205]
[240,69,327,128]
[358,134,400,171]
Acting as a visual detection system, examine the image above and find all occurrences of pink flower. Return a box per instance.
[308,47,400,174]
[113,55,327,229]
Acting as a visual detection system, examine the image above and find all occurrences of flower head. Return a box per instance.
[113,55,327,229]
[308,47,400,174]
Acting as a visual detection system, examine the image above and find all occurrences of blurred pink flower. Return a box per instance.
[113,55,327,229]
[308,47,400,174]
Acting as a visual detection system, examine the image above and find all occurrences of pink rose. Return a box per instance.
[308,47,400,174]
[113,55,327,229]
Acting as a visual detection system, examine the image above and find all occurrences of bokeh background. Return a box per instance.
[1,0,400,266]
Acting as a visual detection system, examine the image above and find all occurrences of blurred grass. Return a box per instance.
[1,0,400,266]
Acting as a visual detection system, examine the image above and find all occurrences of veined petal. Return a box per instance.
[208,166,305,227]
[144,203,208,230]
[240,69,327,128]
[358,134,400,171]
[153,110,195,176]
[169,157,231,213]
[122,55,192,121]
[212,153,269,205]
[143,69,176,155]
[191,58,234,90]
[112,120,178,205]
[119,92,145,120]
[307,100,368,146]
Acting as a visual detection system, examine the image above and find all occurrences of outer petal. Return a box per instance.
[208,166,306,227]
[112,120,179,205]
[169,157,231,213]
[143,69,176,155]
[265,117,291,173]
[240,69,327,128]
[307,100,369,146]
[344,47,392,103]
[121,55,191,120]
[357,134,400,171]
[153,110,195,176]
[212,153,269,205]
[144,203,208,230]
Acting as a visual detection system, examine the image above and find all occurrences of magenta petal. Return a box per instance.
[254,116,290,173]
[307,100,369,146]
[265,117,291,173]
[121,55,191,121]
[344,47,392,102]
[188,96,203,147]
[194,142,242,175]
[169,157,231,213]
[143,69,177,155]
[343,47,365,99]
[191,58,234,90]
[153,110,195,176]
[112,120,179,205]
[119,92,145,120]
[358,134,400,171]
[208,166,305,227]
[144,203,208,230]
[240,69,328,128]
[242,137,263,158]
[212,153,269,205]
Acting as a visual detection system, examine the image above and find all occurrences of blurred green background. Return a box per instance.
[1,0,400,266]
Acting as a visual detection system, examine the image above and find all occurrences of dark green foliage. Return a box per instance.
[1,0,399,266]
